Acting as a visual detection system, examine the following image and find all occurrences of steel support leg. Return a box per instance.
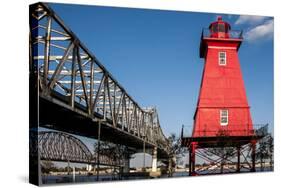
[237,145,240,173]
[189,142,196,176]
[97,121,101,181]
[189,146,192,176]
[251,140,256,172]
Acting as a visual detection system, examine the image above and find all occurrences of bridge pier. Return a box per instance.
[123,155,130,173]
[149,146,161,177]
[67,160,70,175]
[152,146,157,172]
[86,164,92,172]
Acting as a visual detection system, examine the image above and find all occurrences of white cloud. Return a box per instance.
[235,15,267,25]
[244,19,274,42]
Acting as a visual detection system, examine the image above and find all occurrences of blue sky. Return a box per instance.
[48,3,274,137]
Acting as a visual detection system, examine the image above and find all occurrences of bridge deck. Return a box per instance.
[39,95,168,158]
[29,2,170,159]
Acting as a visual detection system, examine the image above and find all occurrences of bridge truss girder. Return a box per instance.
[29,2,170,154]
[31,131,132,167]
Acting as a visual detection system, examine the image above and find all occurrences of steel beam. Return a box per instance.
[43,16,52,87]
[48,42,74,89]
[30,2,170,159]
[251,140,256,172]
[237,145,241,172]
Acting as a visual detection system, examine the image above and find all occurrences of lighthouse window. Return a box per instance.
[219,51,226,66]
[218,23,225,32]
[212,23,218,33]
[220,109,228,126]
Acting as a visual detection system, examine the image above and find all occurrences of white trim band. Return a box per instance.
[208,46,236,50]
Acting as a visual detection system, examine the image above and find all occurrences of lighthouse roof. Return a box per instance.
[208,16,231,31]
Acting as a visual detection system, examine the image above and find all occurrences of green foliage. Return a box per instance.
[168,133,187,158]
[256,134,274,170]
[93,141,132,166]
[167,133,188,177]
[41,160,56,174]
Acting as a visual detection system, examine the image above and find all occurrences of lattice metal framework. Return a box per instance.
[38,131,92,163]
[194,143,256,174]
[181,124,269,175]
[29,3,169,151]
[37,131,126,166]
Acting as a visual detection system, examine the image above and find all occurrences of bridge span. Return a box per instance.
[29,3,171,183]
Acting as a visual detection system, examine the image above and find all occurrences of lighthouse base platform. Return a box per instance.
[181,128,268,176]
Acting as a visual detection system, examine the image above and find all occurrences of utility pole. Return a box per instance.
[97,120,101,181]
[143,139,146,172]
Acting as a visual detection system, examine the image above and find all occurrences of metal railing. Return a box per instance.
[181,124,269,138]
[201,28,243,40]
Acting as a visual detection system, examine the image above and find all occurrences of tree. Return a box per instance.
[167,133,187,177]
[41,160,56,174]
[256,134,274,171]
[268,135,274,170]
[93,141,133,179]
[93,141,128,166]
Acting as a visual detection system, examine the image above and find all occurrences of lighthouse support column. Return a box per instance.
[189,142,196,176]
[188,146,192,176]
[251,140,256,172]
[236,145,241,173]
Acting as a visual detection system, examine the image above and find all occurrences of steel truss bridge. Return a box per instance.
[29,131,129,167]
[38,131,92,164]
[29,2,170,169]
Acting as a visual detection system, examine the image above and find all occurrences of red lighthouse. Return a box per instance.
[181,16,268,176]
[193,16,253,137]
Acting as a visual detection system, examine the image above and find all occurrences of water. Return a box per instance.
[42,167,273,184]
[42,174,122,184]
[170,166,273,176]
[42,173,150,184]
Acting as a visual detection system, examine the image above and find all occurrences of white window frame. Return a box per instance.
[219,51,227,66]
[220,109,228,126]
